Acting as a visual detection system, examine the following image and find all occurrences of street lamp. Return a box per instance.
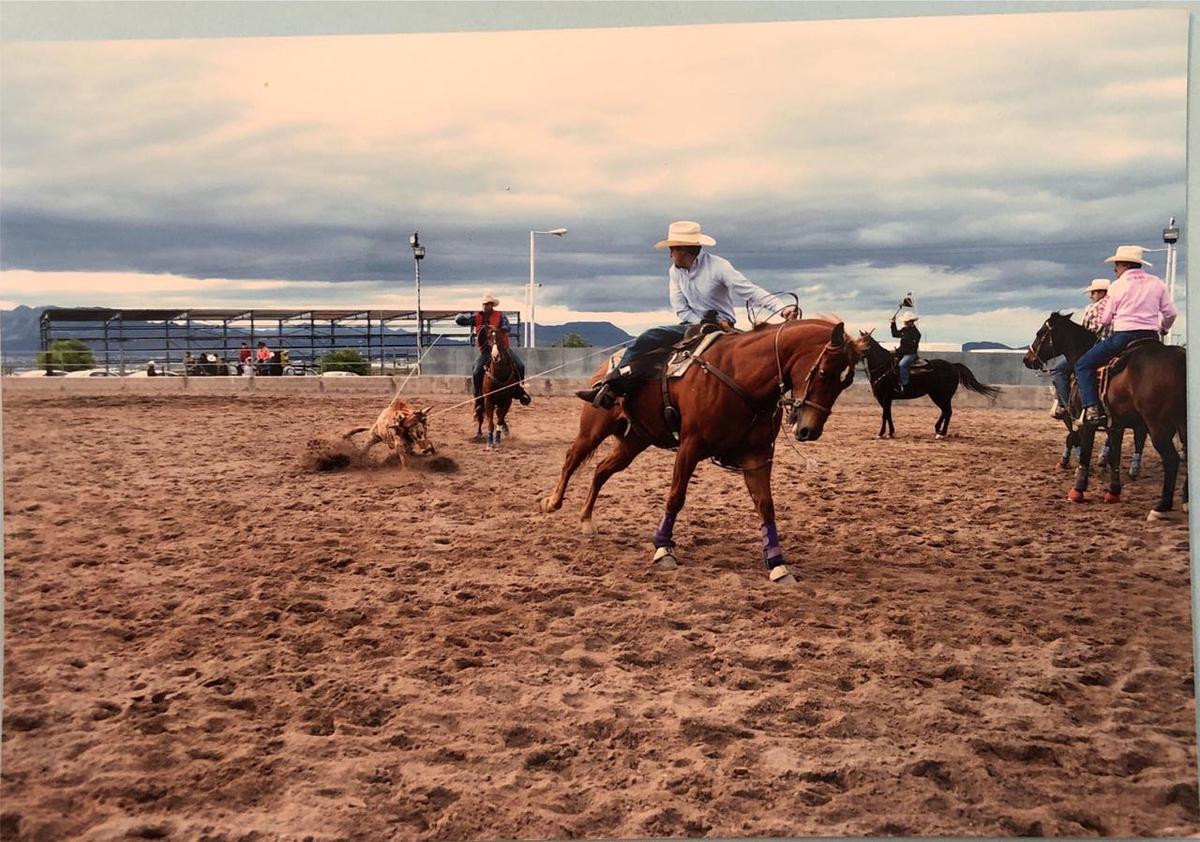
[529,227,567,348]
[410,232,426,371]
[1163,218,1180,344]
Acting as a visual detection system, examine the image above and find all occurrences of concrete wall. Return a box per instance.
[2,374,1053,410]
[420,345,1042,386]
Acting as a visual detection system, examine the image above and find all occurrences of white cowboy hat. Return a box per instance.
[482,293,499,306]
[654,220,716,250]
[1103,245,1151,267]
[897,311,918,323]
[1085,278,1110,293]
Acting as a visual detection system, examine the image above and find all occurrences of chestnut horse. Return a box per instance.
[477,325,520,449]
[541,318,868,584]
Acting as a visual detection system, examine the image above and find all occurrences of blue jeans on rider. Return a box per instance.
[1050,356,1071,406]
[615,323,690,372]
[1074,329,1158,408]
[473,349,527,397]
[898,353,917,387]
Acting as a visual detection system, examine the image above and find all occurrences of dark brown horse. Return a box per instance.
[859,331,1000,438]
[541,318,869,584]
[1023,312,1148,474]
[477,325,520,449]
[1056,327,1187,518]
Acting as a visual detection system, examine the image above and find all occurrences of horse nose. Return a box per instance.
[796,426,812,441]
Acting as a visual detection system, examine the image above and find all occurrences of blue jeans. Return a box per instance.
[1074,330,1158,408]
[1050,356,1071,406]
[898,353,917,386]
[473,349,526,397]
[616,323,689,372]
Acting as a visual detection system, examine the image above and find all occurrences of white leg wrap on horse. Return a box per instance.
[652,546,678,568]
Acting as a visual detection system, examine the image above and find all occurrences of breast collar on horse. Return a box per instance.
[658,322,847,439]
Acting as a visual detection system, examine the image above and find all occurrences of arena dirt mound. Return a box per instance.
[301,438,363,472]
[300,438,458,474]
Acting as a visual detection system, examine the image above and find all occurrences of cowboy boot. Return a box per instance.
[576,366,631,409]
[1081,404,1106,427]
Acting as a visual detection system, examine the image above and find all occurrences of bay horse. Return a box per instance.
[1023,312,1150,476]
[541,318,869,584]
[476,324,521,449]
[859,331,1000,438]
[1025,314,1187,517]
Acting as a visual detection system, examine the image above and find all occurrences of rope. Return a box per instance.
[394,334,442,394]
[430,338,634,417]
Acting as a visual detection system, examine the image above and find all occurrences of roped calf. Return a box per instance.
[343,396,435,468]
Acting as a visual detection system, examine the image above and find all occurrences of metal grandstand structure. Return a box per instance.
[38,307,524,373]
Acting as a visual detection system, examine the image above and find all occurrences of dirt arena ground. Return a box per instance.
[2,392,1196,840]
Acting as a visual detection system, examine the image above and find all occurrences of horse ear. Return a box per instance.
[830,322,846,346]
[420,405,432,416]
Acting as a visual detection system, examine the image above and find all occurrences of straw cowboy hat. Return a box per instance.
[897,311,919,323]
[1103,245,1151,267]
[655,220,716,250]
[482,293,499,306]
[1085,278,1110,293]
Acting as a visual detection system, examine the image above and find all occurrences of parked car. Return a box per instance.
[64,368,121,377]
[14,368,69,377]
[320,370,361,377]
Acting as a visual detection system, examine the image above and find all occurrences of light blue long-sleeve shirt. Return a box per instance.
[668,252,787,326]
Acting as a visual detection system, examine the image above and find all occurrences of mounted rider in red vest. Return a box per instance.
[454,294,531,410]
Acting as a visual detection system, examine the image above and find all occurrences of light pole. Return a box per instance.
[410,232,426,372]
[529,227,567,348]
[1163,218,1180,345]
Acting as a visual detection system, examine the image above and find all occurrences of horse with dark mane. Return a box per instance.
[858,331,1000,438]
[477,324,521,449]
[1023,311,1148,475]
[541,317,869,584]
[1025,312,1186,517]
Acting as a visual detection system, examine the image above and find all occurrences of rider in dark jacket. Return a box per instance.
[890,312,921,394]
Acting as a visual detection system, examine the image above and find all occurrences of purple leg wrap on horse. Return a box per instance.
[762,523,785,569]
[653,513,677,548]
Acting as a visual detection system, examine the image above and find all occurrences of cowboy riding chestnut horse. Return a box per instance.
[545,221,866,584]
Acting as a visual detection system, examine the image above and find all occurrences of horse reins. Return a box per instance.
[776,322,849,424]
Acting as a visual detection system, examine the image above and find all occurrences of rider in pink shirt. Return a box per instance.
[1075,245,1177,427]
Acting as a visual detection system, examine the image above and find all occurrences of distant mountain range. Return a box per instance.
[961,341,1020,352]
[0,306,634,355]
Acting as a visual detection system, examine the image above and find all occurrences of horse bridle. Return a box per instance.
[775,323,853,424]
[1028,319,1055,370]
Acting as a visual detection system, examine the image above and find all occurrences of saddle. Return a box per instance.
[1098,336,1160,397]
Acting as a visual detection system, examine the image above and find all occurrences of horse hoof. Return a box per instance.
[768,565,796,585]
[1059,461,1071,470]
[1147,509,1172,522]
[539,496,559,514]
[472,433,485,443]
[1067,489,1085,504]
[580,520,597,537]
[1129,468,1141,480]
[1103,491,1121,504]
[934,434,945,440]
[652,546,678,569]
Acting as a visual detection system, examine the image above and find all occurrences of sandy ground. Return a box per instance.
[2,393,1196,841]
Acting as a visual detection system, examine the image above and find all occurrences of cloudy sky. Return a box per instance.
[0,8,1188,347]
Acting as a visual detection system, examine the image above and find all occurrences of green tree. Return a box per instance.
[37,339,96,372]
[320,348,369,375]
[554,332,591,348]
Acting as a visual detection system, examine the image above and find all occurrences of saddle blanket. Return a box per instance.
[605,330,725,380]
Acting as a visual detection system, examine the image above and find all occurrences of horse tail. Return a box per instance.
[342,426,370,440]
[953,363,1001,401]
